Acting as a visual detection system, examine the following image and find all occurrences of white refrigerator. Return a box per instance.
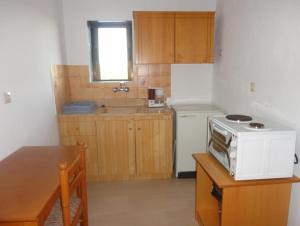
[173,104,223,178]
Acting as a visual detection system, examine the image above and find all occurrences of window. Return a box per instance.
[88,21,133,82]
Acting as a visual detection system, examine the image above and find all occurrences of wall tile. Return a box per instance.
[138,88,148,98]
[160,76,171,87]
[51,64,171,110]
[160,64,171,76]
[136,65,149,76]
[67,65,81,77]
[148,76,161,87]
[149,65,161,77]
[138,75,148,87]
[51,65,71,113]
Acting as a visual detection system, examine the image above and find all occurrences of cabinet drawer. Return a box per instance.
[59,121,96,136]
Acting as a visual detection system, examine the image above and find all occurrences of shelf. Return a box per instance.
[193,153,300,188]
[194,153,300,226]
[196,209,219,226]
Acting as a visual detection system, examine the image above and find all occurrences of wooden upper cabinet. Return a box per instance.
[133,11,215,64]
[175,12,215,63]
[133,12,175,64]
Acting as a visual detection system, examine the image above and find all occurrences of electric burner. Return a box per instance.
[249,122,264,129]
[225,114,253,123]
[245,122,271,131]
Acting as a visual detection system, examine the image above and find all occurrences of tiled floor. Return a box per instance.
[88,179,198,226]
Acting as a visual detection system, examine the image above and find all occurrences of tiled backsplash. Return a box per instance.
[51,65,70,113]
[51,64,171,113]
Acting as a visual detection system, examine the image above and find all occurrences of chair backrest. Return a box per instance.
[59,142,88,226]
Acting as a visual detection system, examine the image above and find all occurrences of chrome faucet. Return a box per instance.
[112,82,130,93]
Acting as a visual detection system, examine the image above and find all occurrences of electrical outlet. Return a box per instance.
[3,92,12,104]
[250,82,255,92]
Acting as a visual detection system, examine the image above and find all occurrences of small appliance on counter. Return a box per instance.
[148,88,165,108]
[208,114,297,180]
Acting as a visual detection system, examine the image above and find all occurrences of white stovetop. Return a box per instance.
[212,115,295,133]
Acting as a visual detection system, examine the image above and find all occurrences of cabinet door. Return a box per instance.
[175,12,215,63]
[135,117,173,178]
[59,120,98,181]
[134,12,175,64]
[96,119,136,181]
[60,135,98,181]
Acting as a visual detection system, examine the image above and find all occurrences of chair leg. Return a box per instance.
[80,211,88,226]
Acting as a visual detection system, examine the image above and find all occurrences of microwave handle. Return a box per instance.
[208,121,213,148]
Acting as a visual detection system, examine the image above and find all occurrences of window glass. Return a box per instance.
[98,28,128,80]
[88,21,133,81]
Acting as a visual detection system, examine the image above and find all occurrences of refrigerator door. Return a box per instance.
[176,112,209,177]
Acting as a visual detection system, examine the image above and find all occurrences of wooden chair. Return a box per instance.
[45,142,88,226]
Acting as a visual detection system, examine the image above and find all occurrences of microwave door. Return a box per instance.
[208,122,232,170]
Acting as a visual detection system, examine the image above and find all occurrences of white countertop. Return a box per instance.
[171,103,222,113]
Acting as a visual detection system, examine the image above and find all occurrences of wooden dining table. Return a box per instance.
[0,146,80,226]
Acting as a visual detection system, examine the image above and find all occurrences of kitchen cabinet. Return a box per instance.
[59,118,98,181]
[96,118,136,181]
[175,12,215,63]
[193,153,300,226]
[58,109,173,181]
[135,116,173,178]
[133,11,215,64]
[133,12,175,64]
[96,115,173,180]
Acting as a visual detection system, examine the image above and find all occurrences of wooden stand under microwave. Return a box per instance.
[193,153,300,226]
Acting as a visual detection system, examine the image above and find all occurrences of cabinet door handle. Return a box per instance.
[137,128,141,131]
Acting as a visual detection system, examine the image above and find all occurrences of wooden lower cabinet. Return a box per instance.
[135,117,173,178]
[59,119,98,181]
[58,113,173,181]
[193,153,300,226]
[60,135,98,180]
[96,118,136,181]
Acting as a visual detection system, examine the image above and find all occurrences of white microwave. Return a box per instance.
[208,115,296,180]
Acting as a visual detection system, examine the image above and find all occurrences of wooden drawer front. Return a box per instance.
[60,135,98,180]
[136,114,172,121]
[59,121,96,136]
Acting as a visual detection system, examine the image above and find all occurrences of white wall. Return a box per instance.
[171,64,213,104]
[60,0,216,103]
[213,0,300,225]
[0,0,64,159]
[61,0,216,64]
